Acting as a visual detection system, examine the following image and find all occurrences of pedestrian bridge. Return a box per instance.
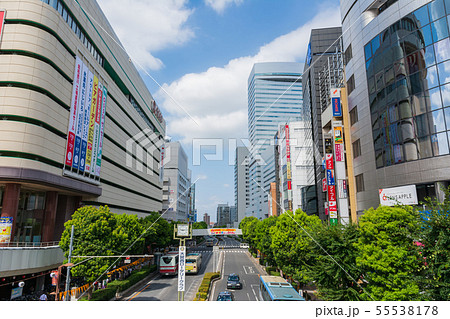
[192,228,242,236]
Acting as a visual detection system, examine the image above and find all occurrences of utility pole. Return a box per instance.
[64,225,74,300]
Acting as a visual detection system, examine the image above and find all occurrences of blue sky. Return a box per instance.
[97,0,341,222]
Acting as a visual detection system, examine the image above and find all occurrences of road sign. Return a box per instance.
[177,224,189,237]
[178,246,186,292]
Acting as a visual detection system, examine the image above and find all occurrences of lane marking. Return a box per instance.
[251,284,259,301]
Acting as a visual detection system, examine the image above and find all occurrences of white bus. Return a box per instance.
[186,254,202,274]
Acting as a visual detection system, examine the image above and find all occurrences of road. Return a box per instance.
[123,236,263,301]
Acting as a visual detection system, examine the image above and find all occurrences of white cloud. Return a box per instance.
[97,0,194,70]
[195,174,208,180]
[224,184,230,188]
[157,5,341,143]
[204,0,243,14]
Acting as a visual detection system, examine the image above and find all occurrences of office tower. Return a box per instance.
[217,204,231,226]
[162,141,191,221]
[302,27,343,220]
[247,62,303,219]
[341,0,450,216]
[234,146,250,225]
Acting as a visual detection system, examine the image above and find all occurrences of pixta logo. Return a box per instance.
[126,129,164,175]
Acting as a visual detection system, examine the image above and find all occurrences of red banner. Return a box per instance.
[328,185,336,202]
[0,10,6,41]
[326,154,333,170]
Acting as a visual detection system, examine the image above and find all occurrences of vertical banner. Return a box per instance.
[178,246,186,292]
[334,126,343,144]
[95,86,107,176]
[0,10,6,42]
[80,71,93,172]
[65,57,82,166]
[91,82,103,174]
[0,217,13,243]
[335,144,344,162]
[85,76,98,173]
[73,62,88,170]
[331,88,342,117]
[326,154,334,170]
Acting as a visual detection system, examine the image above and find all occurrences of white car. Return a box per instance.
[240,243,249,249]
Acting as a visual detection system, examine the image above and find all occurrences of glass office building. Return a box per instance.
[341,0,450,214]
[246,62,303,219]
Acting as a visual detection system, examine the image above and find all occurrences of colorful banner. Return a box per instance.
[65,57,83,166]
[328,185,336,202]
[85,76,98,173]
[322,178,327,192]
[327,169,335,186]
[326,154,334,170]
[335,144,343,162]
[95,86,107,176]
[91,82,103,174]
[0,10,6,42]
[0,217,13,243]
[80,71,93,172]
[332,97,342,117]
[73,62,88,170]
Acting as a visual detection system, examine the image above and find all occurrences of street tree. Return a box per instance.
[141,212,172,252]
[239,216,259,249]
[355,205,422,301]
[254,216,277,266]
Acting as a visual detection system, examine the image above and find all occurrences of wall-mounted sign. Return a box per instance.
[331,88,342,117]
[178,246,186,292]
[0,217,13,243]
[328,185,336,202]
[379,185,418,206]
[334,127,343,144]
[325,138,333,154]
[335,144,344,162]
[326,170,335,186]
[326,154,334,170]
[0,10,6,43]
[322,178,327,192]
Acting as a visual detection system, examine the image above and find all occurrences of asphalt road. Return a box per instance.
[211,236,264,301]
[123,237,220,301]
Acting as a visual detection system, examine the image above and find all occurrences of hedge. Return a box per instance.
[193,272,220,301]
[80,265,157,301]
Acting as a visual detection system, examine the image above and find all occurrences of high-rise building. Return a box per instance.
[0,0,165,299]
[162,141,191,221]
[230,206,237,225]
[216,204,231,226]
[275,121,315,213]
[203,213,210,227]
[234,146,249,225]
[247,62,303,220]
[302,27,343,220]
[341,0,450,216]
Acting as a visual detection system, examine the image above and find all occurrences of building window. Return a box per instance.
[14,191,46,243]
[353,139,361,158]
[347,74,355,94]
[350,106,358,126]
[355,174,365,192]
[344,44,352,66]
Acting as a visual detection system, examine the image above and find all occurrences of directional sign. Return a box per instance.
[178,246,186,292]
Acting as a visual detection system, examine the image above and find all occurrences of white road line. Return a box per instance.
[251,284,259,301]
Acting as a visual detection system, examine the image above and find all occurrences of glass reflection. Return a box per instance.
[418,136,433,158]
[415,113,430,137]
[423,45,436,67]
[412,92,429,115]
[412,4,430,27]
[404,141,419,161]
[440,83,450,105]
[431,132,450,155]
[431,17,449,42]
[420,25,433,47]
[444,107,450,128]
[428,87,443,110]
[399,99,413,119]
[429,109,446,132]
[434,38,450,63]
[428,0,445,22]
[437,60,450,84]
[424,65,439,88]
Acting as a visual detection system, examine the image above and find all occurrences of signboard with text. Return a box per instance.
[178,246,186,292]
[379,185,418,206]
[0,217,13,243]
[331,88,342,117]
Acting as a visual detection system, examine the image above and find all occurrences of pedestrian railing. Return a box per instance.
[0,241,59,248]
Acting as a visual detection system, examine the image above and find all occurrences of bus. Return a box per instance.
[205,238,214,247]
[186,254,202,274]
[159,254,179,276]
[259,276,305,301]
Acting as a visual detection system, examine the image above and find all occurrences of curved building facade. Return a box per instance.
[341,0,450,215]
[0,0,165,294]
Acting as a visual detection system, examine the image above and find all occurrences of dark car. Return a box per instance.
[227,273,242,289]
[217,291,234,301]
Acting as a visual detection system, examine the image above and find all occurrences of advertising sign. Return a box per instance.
[379,185,418,206]
[73,62,88,170]
[80,71,93,172]
[334,126,343,144]
[208,228,237,235]
[335,144,343,162]
[329,201,337,213]
[95,86,107,176]
[328,185,337,202]
[85,76,98,173]
[10,287,23,300]
[324,138,333,154]
[65,57,83,166]
[332,97,342,117]
[0,217,13,243]
[0,10,6,42]
[322,178,327,192]
[178,246,186,292]
[91,82,103,174]
[338,180,348,198]
[326,154,334,170]
[324,202,328,216]
[326,169,335,186]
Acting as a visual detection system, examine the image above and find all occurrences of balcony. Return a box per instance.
[0,242,64,277]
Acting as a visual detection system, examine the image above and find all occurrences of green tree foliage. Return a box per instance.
[141,212,172,250]
[307,223,365,300]
[417,186,450,300]
[192,221,208,229]
[254,216,277,265]
[239,216,259,248]
[355,206,421,301]
[270,210,321,285]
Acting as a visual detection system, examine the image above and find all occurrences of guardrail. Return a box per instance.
[0,241,60,248]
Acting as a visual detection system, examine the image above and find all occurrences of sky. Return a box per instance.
[97,0,342,222]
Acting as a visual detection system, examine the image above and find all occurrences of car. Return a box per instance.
[227,273,242,289]
[240,243,249,249]
[217,291,234,301]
